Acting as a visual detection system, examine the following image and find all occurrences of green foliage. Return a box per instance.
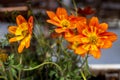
[0,23,90,80]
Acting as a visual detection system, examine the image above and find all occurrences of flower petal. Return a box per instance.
[16,15,27,25]
[90,44,98,51]
[75,46,87,55]
[73,35,83,41]
[46,11,56,19]
[64,30,74,38]
[28,16,33,30]
[100,32,117,42]
[98,39,112,48]
[81,37,89,43]
[47,20,61,27]
[90,49,101,59]
[8,26,17,34]
[56,7,68,20]
[89,17,99,27]
[15,27,23,35]
[77,22,87,33]
[9,36,24,43]
[55,28,66,33]
[82,28,90,36]
[25,39,30,48]
[82,44,91,50]
[98,23,108,33]
[18,39,25,53]
[25,34,31,48]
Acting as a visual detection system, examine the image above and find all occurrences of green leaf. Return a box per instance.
[49,71,56,77]
[60,77,65,80]
[11,68,17,78]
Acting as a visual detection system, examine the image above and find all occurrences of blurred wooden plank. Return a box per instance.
[90,64,120,70]
[0,0,28,4]
[0,6,28,12]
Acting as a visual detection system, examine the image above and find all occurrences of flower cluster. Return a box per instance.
[0,1,118,79]
[46,7,117,59]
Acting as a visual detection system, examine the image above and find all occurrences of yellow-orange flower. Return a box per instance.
[8,15,33,53]
[67,17,117,59]
[46,7,86,33]
[0,49,8,62]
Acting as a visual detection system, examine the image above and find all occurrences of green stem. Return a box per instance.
[17,70,21,80]
[8,68,14,80]
[59,39,70,58]
[23,62,63,76]
[0,60,8,80]
[17,54,22,80]
[72,0,78,16]
[0,76,7,80]
[80,70,87,80]
[80,54,88,69]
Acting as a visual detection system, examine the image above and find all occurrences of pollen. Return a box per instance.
[89,34,98,44]
[22,30,28,37]
[61,19,70,28]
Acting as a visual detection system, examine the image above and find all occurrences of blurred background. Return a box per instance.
[0,0,120,80]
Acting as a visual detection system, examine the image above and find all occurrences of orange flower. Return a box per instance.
[77,6,95,16]
[67,17,117,59]
[8,15,33,53]
[46,7,86,33]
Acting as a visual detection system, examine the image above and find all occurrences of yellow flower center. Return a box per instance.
[22,30,28,37]
[0,53,8,62]
[89,34,98,44]
[61,19,70,28]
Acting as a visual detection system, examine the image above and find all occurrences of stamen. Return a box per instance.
[61,19,70,27]
[22,30,28,37]
[89,34,98,44]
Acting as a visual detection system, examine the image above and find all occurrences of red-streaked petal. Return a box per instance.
[28,16,33,29]
[25,35,31,48]
[70,35,83,42]
[82,28,90,36]
[55,28,66,33]
[102,40,112,48]
[77,22,87,33]
[82,44,91,50]
[47,20,61,27]
[75,46,87,55]
[89,17,99,27]
[56,7,68,20]
[46,11,60,23]
[98,39,112,48]
[8,26,17,34]
[90,49,101,59]
[46,11,56,19]
[16,15,27,26]
[18,39,25,53]
[98,23,108,33]
[64,30,74,37]
[100,32,117,42]
[69,23,77,29]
